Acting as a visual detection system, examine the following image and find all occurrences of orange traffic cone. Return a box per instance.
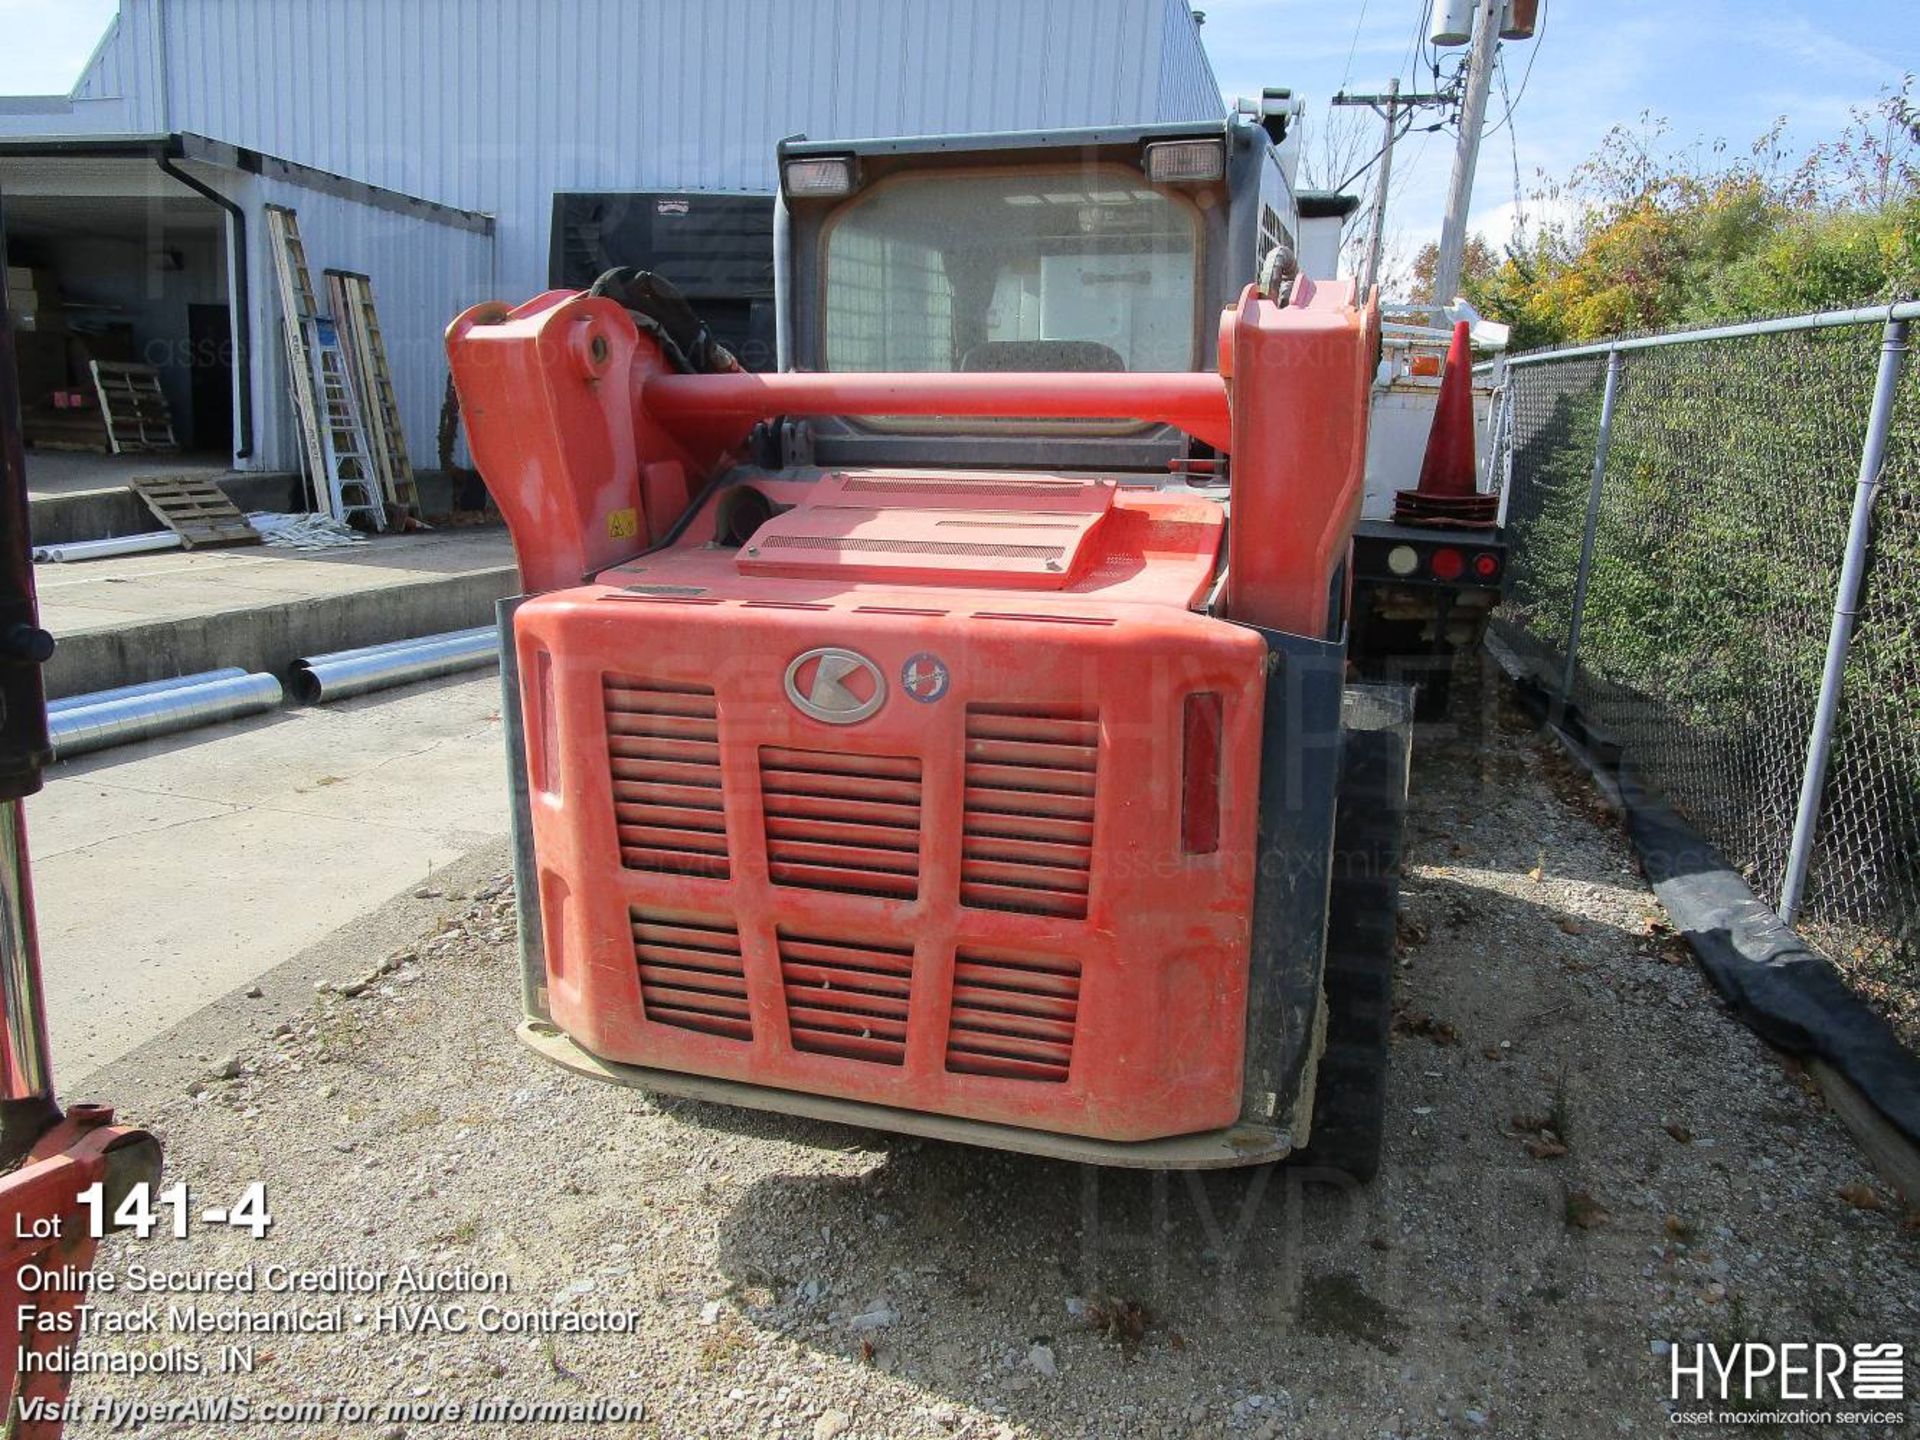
[1394,320,1498,527]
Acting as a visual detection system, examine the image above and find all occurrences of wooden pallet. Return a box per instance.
[88,361,178,454]
[129,475,262,550]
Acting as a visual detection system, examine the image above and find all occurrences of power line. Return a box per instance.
[1498,52,1528,245]
[1482,0,1546,139]
[1340,0,1373,90]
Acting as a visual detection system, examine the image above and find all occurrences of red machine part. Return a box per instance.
[1,1106,157,1438]
[447,280,1377,1143]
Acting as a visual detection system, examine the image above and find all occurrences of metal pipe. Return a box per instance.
[1779,318,1910,926]
[156,153,252,459]
[49,672,282,760]
[0,800,52,1102]
[33,531,184,563]
[645,369,1233,449]
[773,189,793,372]
[1506,299,1920,367]
[291,626,498,703]
[47,667,247,715]
[292,625,495,670]
[1561,347,1623,700]
[495,597,548,1023]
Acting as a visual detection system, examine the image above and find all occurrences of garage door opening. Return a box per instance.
[3,185,235,485]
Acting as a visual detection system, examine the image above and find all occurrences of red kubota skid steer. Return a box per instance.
[450,115,1418,1178]
[0,193,162,1436]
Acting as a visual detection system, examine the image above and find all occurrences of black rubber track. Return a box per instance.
[1296,723,1411,1182]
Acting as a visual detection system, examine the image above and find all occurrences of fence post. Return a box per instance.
[1560,347,1623,700]
[1779,317,1911,927]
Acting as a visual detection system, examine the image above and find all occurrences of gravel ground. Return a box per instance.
[61,679,1920,1439]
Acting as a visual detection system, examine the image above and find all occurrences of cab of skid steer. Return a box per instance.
[768,106,1319,477]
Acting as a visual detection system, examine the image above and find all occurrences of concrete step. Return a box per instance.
[34,528,519,700]
[28,468,466,546]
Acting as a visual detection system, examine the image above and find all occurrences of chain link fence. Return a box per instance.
[1494,307,1920,1047]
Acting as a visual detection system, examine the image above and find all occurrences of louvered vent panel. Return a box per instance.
[631,909,751,1041]
[759,747,922,899]
[605,676,728,878]
[778,932,915,1066]
[961,706,1098,918]
[945,950,1082,1082]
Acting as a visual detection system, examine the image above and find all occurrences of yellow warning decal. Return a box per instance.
[607,507,639,540]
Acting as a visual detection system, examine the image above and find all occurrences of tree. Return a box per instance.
[1409,235,1500,303]
[1457,76,1920,348]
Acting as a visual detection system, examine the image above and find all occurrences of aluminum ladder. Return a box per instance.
[306,317,386,531]
[325,269,421,517]
[266,206,383,529]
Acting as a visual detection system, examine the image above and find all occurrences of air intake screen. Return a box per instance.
[945,949,1081,1082]
[759,747,922,899]
[632,909,751,1040]
[605,677,728,878]
[779,931,915,1065]
[961,705,1098,918]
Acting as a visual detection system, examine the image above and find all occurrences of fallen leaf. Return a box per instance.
[1565,1191,1608,1229]
[1511,1112,1550,1134]
[1556,917,1584,936]
[1663,1214,1694,1241]
[1838,1182,1886,1212]
[1664,1121,1694,1143]
[1525,1133,1569,1160]
[1392,1007,1458,1046]
[1483,1045,1503,1061]
[860,1339,877,1364]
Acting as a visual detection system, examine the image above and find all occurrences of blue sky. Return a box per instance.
[1199,0,1918,257]
[4,0,1914,258]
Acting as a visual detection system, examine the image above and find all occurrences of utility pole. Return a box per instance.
[1331,83,1449,296]
[1361,78,1399,296]
[1429,0,1502,315]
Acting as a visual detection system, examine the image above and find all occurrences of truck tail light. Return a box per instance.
[1473,551,1500,579]
[1430,547,1464,582]
[1181,693,1223,856]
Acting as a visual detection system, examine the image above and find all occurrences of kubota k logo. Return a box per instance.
[783,647,886,725]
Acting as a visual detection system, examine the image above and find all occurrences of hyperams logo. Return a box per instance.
[1665,1341,1907,1426]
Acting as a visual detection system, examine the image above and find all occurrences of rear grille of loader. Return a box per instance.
[945,949,1082,1082]
[778,931,915,1066]
[604,677,728,878]
[961,705,1099,918]
[632,909,752,1041]
[758,747,922,899]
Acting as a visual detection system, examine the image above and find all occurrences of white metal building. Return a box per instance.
[0,0,1223,474]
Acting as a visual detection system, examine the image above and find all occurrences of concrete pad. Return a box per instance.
[28,672,511,1077]
[26,456,308,547]
[25,451,236,500]
[33,527,519,698]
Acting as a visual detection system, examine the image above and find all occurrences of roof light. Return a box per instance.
[782,156,856,198]
[1144,139,1224,185]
